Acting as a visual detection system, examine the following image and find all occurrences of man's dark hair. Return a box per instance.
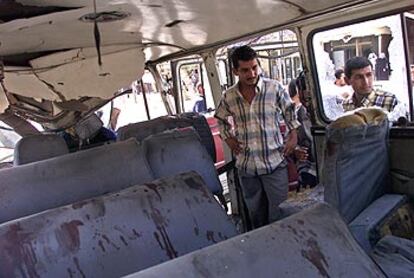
[334,69,344,79]
[230,45,257,69]
[288,79,298,98]
[344,56,372,79]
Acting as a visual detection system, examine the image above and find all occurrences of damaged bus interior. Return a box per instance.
[1,0,414,277]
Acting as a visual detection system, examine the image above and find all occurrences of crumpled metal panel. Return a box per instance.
[126,203,385,278]
[0,139,154,224]
[0,171,237,277]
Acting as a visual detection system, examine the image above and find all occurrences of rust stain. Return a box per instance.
[145,183,162,201]
[184,198,192,209]
[67,267,75,277]
[132,229,142,239]
[55,220,84,253]
[154,231,163,249]
[153,227,178,259]
[327,142,337,157]
[193,196,200,204]
[301,238,329,277]
[146,188,177,259]
[0,223,39,278]
[102,235,120,250]
[308,229,317,237]
[217,232,225,240]
[120,235,128,246]
[73,257,86,278]
[206,231,217,243]
[184,176,210,200]
[143,209,151,220]
[98,240,106,252]
[150,207,168,227]
[286,225,299,236]
[72,199,89,209]
[72,199,106,218]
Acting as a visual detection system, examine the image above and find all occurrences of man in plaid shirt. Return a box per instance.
[342,56,398,113]
[215,46,300,228]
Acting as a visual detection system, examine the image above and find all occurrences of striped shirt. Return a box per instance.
[342,89,398,112]
[214,77,300,175]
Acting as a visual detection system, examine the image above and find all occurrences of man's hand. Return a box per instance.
[225,137,243,155]
[283,129,298,156]
[294,146,309,161]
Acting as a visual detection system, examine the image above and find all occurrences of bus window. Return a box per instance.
[0,122,20,166]
[312,13,413,122]
[178,60,215,114]
[221,30,301,86]
[99,70,168,131]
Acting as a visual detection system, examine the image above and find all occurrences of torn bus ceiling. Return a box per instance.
[29,47,145,100]
[0,0,361,126]
[0,46,145,115]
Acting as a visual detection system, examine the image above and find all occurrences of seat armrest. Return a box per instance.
[349,194,407,252]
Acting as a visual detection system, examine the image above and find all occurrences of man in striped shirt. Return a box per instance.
[215,46,300,228]
[342,56,398,113]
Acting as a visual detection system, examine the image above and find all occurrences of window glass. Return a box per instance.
[312,14,411,121]
[0,122,20,163]
[178,61,215,114]
[99,70,167,131]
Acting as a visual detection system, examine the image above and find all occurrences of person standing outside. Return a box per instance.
[215,45,300,228]
[342,56,398,113]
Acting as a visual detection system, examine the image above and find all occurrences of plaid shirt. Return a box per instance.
[342,89,398,112]
[215,77,300,175]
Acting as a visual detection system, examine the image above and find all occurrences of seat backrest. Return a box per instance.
[126,203,385,278]
[0,139,154,223]
[117,113,216,162]
[14,134,69,165]
[143,128,222,195]
[0,172,238,278]
[323,110,389,223]
[117,116,178,142]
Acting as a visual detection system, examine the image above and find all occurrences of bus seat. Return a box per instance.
[0,139,154,224]
[13,134,69,165]
[124,203,384,278]
[143,128,223,195]
[349,194,409,252]
[117,113,216,162]
[117,116,172,142]
[0,172,238,278]
[323,110,389,223]
[371,235,414,277]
